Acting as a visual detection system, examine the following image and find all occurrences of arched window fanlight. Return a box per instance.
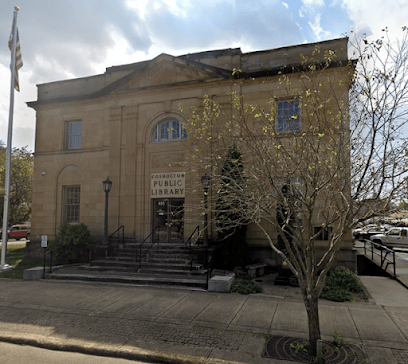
[151,119,187,142]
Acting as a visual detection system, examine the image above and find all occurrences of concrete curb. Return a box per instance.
[0,331,242,364]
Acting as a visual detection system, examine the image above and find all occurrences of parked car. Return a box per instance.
[353,224,387,240]
[7,224,31,240]
[370,227,408,248]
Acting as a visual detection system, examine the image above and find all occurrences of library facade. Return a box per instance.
[27,37,356,270]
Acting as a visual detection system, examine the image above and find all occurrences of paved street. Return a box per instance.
[0,278,407,363]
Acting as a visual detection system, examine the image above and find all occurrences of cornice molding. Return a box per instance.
[34,146,109,157]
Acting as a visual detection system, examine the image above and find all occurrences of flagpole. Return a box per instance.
[1,6,19,270]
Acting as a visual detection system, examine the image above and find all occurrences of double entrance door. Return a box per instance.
[152,198,184,243]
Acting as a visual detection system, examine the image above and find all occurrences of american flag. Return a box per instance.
[8,27,23,92]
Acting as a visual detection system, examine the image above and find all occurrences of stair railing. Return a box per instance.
[137,226,160,271]
[185,226,201,270]
[185,225,200,247]
[206,247,214,290]
[89,225,124,262]
[43,248,54,279]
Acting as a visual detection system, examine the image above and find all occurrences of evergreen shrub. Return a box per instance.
[230,279,263,294]
[320,266,363,302]
[50,223,93,264]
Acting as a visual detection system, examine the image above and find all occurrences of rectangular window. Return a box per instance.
[63,186,80,223]
[276,99,301,133]
[67,121,82,149]
[314,226,333,241]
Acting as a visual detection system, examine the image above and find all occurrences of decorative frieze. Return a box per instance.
[151,152,186,168]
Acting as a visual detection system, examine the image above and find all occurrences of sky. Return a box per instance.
[0,0,407,152]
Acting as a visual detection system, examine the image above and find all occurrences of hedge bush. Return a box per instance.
[320,266,363,302]
[50,223,93,264]
[230,279,263,294]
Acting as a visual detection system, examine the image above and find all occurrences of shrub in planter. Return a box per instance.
[50,223,93,264]
[320,286,355,302]
[230,279,263,294]
[320,266,363,302]
[324,266,363,292]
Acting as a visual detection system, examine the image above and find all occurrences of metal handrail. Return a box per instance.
[137,226,160,271]
[89,225,124,261]
[185,225,200,247]
[363,240,396,277]
[43,249,54,279]
[206,247,213,290]
[185,226,201,270]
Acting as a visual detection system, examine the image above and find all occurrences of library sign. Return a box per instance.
[151,172,185,198]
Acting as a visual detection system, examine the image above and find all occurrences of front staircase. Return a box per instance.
[45,240,209,289]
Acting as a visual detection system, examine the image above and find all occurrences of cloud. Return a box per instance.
[125,0,303,54]
[0,0,151,85]
[342,0,408,38]
[302,0,325,7]
[308,14,330,40]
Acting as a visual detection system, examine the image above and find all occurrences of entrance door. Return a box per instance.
[152,198,184,243]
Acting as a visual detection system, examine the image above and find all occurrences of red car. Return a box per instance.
[8,225,31,240]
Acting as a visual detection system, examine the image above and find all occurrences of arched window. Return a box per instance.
[151,118,187,142]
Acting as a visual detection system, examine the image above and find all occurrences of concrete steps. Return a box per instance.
[45,270,208,289]
[46,241,208,289]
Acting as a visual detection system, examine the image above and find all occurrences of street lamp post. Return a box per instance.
[201,174,211,247]
[103,177,112,239]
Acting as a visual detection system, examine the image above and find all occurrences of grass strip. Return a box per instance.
[0,244,48,279]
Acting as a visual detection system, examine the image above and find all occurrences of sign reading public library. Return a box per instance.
[151,173,185,198]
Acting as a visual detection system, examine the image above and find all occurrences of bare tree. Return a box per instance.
[182,29,408,357]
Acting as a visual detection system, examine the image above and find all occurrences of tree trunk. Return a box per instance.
[304,292,321,357]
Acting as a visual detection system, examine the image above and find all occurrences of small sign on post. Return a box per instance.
[42,235,48,279]
[41,235,47,248]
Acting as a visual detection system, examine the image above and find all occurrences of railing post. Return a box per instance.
[206,246,209,290]
[139,242,142,271]
[43,248,46,279]
[190,248,193,271]
[393,250,396,277]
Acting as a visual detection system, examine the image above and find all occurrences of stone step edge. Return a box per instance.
[81,265,206,276]
[45,273,208,288]
[90,261,202,269]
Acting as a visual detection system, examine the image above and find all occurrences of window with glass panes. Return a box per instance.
[151,119,187,142]
[67,121,82,149]
[63,186,80,223]
[276,99,301,133]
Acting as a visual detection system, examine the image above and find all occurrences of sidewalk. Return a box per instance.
[0,278,407,363]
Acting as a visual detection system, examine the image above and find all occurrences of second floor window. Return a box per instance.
[276,99,301,133]
[67,121,82,149]
[151,119,187,143]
